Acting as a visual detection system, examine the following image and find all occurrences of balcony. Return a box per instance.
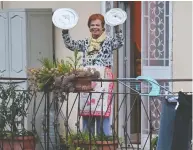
[0,77,192,150]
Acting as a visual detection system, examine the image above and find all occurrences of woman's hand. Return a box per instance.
[62,29,69,34]
[114,25,119,33]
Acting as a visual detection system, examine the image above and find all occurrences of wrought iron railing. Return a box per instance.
[0,78,192,150]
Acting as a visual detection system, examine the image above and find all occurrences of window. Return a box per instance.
[142,1,172,67]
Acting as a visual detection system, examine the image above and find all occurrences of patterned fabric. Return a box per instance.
[62,30,124,67]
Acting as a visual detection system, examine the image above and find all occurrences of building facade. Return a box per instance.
[0,1,192,149]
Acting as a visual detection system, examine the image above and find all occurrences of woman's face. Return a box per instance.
[89,19,103,39]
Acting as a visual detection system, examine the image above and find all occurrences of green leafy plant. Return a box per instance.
[0,84,36,138]
[28,58,71,90]
[66,132,120,150]
[66,49,82,71]
[56,59,72,74]
[151,135,158,150]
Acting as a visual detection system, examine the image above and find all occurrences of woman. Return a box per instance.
[62,14,124,135]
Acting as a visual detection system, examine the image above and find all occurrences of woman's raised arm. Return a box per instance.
[62,29,85,52]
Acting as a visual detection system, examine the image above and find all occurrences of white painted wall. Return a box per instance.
[172,1,192,92]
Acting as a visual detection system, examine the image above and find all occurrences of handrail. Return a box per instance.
[0,77,192,82]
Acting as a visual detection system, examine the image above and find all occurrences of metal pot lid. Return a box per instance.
[105,8,127,26]
[52,8,79,29]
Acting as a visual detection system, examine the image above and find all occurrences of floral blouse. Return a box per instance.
[62,30,124,67]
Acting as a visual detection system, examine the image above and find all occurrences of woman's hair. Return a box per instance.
[87,14,105,28]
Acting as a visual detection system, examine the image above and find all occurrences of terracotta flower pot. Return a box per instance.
[0,136,35,150]
[73,77,93,92]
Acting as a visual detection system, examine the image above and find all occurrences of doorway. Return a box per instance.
[116,1,172,146]
[117,1,142,144]
[130,1,142,143]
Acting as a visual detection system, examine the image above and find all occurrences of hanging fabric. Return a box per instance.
[171,92,192,150]
[156,97,177,150]
[157,91,192,150]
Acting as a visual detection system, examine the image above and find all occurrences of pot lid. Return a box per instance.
[105,8,127,26]
[52,8,79,29]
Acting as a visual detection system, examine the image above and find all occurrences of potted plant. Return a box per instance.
[28,57,71,91]
[0,84,36,150]
[28,50,100,92]
[67,132,119,150]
